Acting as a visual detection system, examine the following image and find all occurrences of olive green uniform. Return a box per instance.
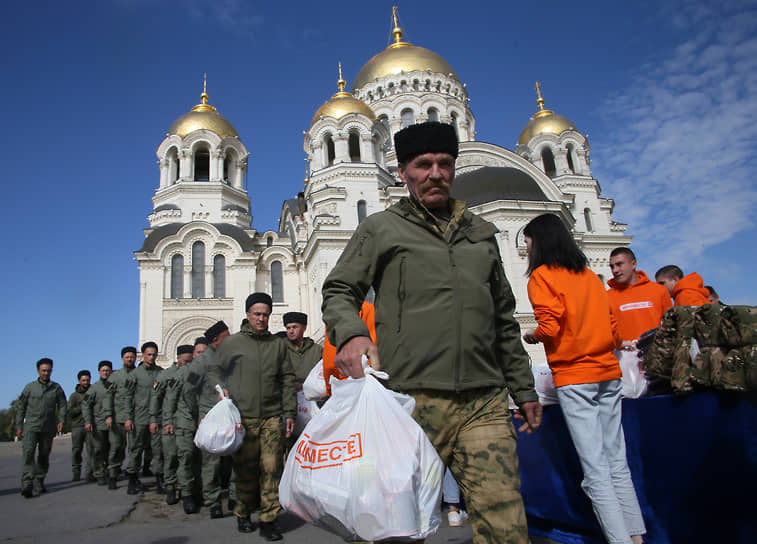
[208,326,296,522]
[15,379,67,490]
[104,366,135,479]
[167,363,201,499]
[322,197,538,544]
[151,364,179,487]
[285,337,323,385]
[82,378,112,479]
[67,385,94,479]
[126,362,163,476]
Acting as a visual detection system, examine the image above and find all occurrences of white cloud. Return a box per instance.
[595,1,757,265]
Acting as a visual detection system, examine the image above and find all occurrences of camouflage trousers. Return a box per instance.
[71,426,94,477]
[200,449,237,507]
[162,430,178,486]
[89,428,110,479]
[232,416,284,522]
[408,387,528,544]
[108,423,128,478]
[127,424,163,476]
[176,427,201,496]
[21,429,55,488]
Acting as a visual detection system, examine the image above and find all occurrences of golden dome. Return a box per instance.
[351,8,458,91]
[168,79,238,140]
[518,82,578,145]
[312,63,376,125]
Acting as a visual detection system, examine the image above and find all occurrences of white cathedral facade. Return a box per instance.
[134,15,630,367]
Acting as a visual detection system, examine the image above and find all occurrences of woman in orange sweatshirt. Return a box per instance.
[521,213,645,544]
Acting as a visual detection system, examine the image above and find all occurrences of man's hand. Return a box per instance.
[105,416,112,429]
[334,336,380,378]
[164,424,174,435]
[522,328,540,345]
[57,422,64,434]
[513,401,543,434]
[217,388,229,401]
[16,428,22,440]
[84,424,93,432]
[125,419,134,432]
[149,422,159,435]
[284,418,294,438]
[620,340,636,351]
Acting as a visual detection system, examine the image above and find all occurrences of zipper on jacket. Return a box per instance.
[397,256,406,333]
[449,243,463,392]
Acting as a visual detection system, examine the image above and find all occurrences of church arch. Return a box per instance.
[348,130,361,162]
[166,146,179,183]
[401,108,415,128]
[324,133,335,166]
[427,107,439,123]
[357,200,367,223]
[191,241,205,298]
[193,143,210,181]
[541,146,557,178]
[213,254,225,298]
[566,143,576,173]
[271,260,284,302]
[170,254,183,299]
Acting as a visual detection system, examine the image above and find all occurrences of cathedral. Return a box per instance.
[134,11,631,367]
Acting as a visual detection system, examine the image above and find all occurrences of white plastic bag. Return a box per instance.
[302,359,327,401]
[279,366,443,541]
[293,390,320,437]
[194,385,245,455]
[532,364,559,406]
[615,349,648,398]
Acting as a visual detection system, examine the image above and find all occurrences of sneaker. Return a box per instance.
[448,509,469,527]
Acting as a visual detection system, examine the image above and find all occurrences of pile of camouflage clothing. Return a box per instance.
[643,305,757,394]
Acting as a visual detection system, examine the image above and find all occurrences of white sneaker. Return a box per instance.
[447,509,469,526]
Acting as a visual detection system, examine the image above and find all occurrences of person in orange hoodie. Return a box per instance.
[654,265,710,306]
[608,247,672,344]
[521,213,645,544]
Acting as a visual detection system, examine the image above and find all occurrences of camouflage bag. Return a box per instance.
[720,348,748,392]
[720,305,757,347]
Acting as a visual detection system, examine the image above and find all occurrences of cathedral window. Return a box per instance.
[170,254,183,299]
[378,116,391,148]
[194,145,210,181]
[541,147,556,178]
[357,200,367,223]
[450,112,459,137]
[324,133,335,166]
[271,261,284,302]
[223,157,231,183]
[566,144,576,173]
[191,241,205,298]
[427,108,439,122]
[167,147,179,183]
[412,79,419,91]
[266,236,273,247]
[348,131,361,162]
[213,254,225,298]
[584,208,594,232]
[401,108,415,128]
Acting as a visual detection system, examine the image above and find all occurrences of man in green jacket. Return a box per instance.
[181,320,232,519]
[283,312,323,390]
[126,341,163,495]
[209,293,296,540]
[15,358,67,498]
[104,346,137,490]
[322,122,543,544]
[67,369,94,482]
[83,361,113,486]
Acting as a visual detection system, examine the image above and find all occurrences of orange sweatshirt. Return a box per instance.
[322,301,377,396]
[608,270,672,341]
[528,265,622,387]
[673,272,710,306]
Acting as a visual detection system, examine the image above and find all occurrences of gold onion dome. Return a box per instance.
[351,7,458,91]
[312,63,376,125]
[518,82,578,145]
[168,77,239,139]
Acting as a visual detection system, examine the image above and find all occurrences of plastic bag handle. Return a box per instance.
[214,384,228,400]
[362,355,389,380]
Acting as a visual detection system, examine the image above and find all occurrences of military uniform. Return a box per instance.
[208,325,296,522]
[15,379,67,492]
[150,363,178,491]
[285,337,323,385]
[167,362,201,503]
[104,366,135,480]
[82,377,112,481]
[127,362,163,478]
[67,384,94,480]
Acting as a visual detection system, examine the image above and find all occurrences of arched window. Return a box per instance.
[170,254,183,299]
[584,208,594,232]
[223,156,231,183]
[541,147,557,178]
[191,241,205,298]
[324,134,335,166]
[378,116,391,148]
[450,112,459,136]
[167,147,179,183]
[271,261,283,302]
[566,144,575,173]
[357,200,367,223]
[401,108,414,128]
[266,236,273,247]
[348,131,361,162]
[213,254,225,298]
[194,145,210,181]
[427,108,439,122]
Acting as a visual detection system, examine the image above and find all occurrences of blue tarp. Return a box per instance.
[517,392,757,544]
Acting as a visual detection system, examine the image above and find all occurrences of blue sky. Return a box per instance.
[2,0,755,408]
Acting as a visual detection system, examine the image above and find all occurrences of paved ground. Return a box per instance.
[0,435,556,543]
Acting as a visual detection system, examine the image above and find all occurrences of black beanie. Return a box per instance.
[245,292,273,311]
[177,344,194,356]
[204,320,229,342]
[394,121,458,164]
[283,311,307,326]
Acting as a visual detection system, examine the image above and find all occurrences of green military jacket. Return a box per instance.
[209,325,296,419]
[322,197,537,407]
[15,379,67,433]
[105,366,135,424]
[286,337,323,383]
[67,385,89,429]
[166,363,199,431]
[150,363,178,427]
[82,378,112,430]
[129,362,162,426]
[185,345,221,419]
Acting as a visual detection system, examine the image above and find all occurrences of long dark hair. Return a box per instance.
[523,213,587,275]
